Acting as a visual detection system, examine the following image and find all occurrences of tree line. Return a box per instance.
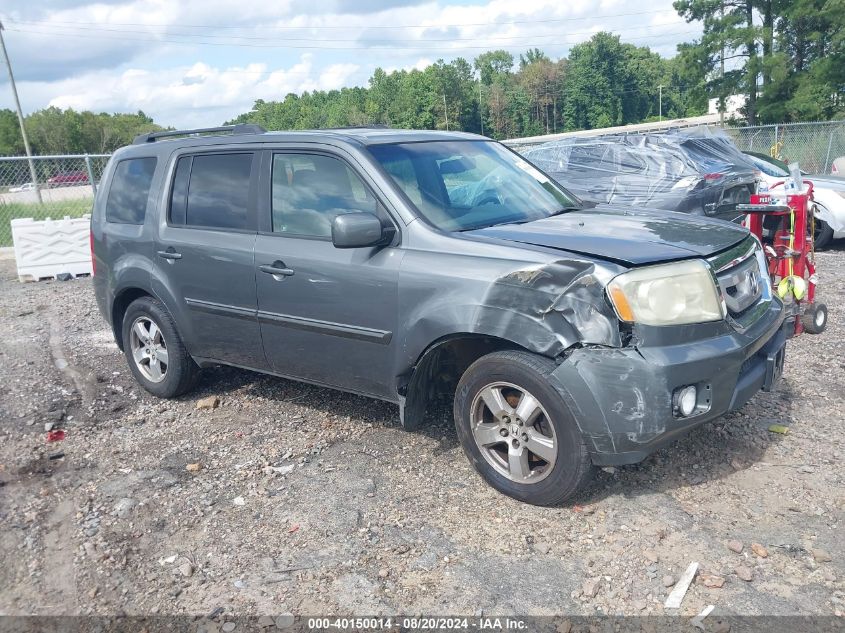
[228,36,708,139]
[0,108,163,156]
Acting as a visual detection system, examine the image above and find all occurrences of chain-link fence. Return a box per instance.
[505,119,845,175]
[0,154,110,247]
[724,121,845,174]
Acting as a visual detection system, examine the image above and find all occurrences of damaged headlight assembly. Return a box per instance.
[606,259,725,326]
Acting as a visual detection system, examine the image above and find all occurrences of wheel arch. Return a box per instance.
[397,332,536,430]
[111,287,155,351]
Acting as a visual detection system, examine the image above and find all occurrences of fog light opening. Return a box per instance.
[674,385,698,417]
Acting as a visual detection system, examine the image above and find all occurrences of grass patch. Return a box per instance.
[0,200,92,247]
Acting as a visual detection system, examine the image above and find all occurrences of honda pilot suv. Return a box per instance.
[92,125,786,505]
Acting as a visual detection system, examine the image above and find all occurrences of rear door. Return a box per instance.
[153,150,266,369]
[253,149,401,399]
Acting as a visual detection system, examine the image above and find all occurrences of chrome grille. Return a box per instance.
[718,253,763,314]
[708,237,771,327]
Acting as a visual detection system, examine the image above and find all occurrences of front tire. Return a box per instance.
[454,350,592,506]
[122,296,199,398]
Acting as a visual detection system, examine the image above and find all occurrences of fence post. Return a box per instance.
[823,127,834,174]
[84,154,97,196]
[773,124,779,158]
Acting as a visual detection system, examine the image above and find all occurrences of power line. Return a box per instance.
[7,9,675,32]
[5,18,691,43]
[4,26,700,51]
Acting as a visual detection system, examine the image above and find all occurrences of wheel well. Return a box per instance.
[111,288,152,350]
[398,334,528,430]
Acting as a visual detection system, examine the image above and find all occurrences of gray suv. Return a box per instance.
[92,125,786,505]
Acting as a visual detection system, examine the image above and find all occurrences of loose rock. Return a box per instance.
[196,396,220,410]
[702,574,726,588]
[582,578,601,598]
[735,566,753,582]
[812,549,832,563]
[727,540,743,554]
[751,543,769,558]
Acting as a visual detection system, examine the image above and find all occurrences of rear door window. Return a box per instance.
[105,157,157,224]
[169,153,254,230]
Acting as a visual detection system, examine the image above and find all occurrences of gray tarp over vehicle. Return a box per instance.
[520,127,759,223]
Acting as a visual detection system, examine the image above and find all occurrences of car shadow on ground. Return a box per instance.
[820,238,845,252]
[189,364,401,425]
[183,361,799,507]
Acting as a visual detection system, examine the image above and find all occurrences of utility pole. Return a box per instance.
[0,20,41,203]
[719,0,726,127]
[443,94,449,131]
[658,85,663,122]
[477,83,484,136]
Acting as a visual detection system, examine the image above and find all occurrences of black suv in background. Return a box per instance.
[92,125,785,505]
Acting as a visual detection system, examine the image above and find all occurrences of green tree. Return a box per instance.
[564,33,630,130]
[674,0,845,123]
[0,109,25,156]
[519,48,550,69]
[674,0,763,123]
[474,50,514,85]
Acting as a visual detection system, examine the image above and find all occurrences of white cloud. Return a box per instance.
[43,56,360,127]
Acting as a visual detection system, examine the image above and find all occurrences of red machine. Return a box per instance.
[739,180,827,337]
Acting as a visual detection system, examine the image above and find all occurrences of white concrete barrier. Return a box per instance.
[11,215,92,282]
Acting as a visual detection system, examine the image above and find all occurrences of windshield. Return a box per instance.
[367,140,579,232]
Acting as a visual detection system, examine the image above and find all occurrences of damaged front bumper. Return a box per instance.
[549,299,786,466]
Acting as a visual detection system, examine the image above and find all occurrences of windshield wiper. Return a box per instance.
[456,219,527,232]
[547,205,581,216]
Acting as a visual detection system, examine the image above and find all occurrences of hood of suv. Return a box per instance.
[465,204,749,265]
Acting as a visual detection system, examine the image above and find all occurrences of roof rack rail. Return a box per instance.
[133,123,266,144]
[326,124,391,130]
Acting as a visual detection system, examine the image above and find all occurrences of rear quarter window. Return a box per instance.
[105,157,157,224]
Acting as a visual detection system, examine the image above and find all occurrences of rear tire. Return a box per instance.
[122,296,199,398]
[454,350,592,506]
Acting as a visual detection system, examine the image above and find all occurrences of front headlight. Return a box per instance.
[607,259,724,326]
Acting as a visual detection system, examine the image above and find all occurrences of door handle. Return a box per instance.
[259,263,295,277]
[157,250,182,260]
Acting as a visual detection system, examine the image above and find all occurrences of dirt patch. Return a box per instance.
[0,247,843,618]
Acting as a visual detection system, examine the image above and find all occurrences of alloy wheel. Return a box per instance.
[129,316,169,383]
[470,381,557,484]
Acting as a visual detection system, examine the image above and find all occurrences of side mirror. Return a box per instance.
[331,212,393,249]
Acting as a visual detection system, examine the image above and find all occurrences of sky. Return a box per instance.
[0,0,701,128]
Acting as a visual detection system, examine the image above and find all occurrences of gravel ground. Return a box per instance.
[0,246,843,623]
